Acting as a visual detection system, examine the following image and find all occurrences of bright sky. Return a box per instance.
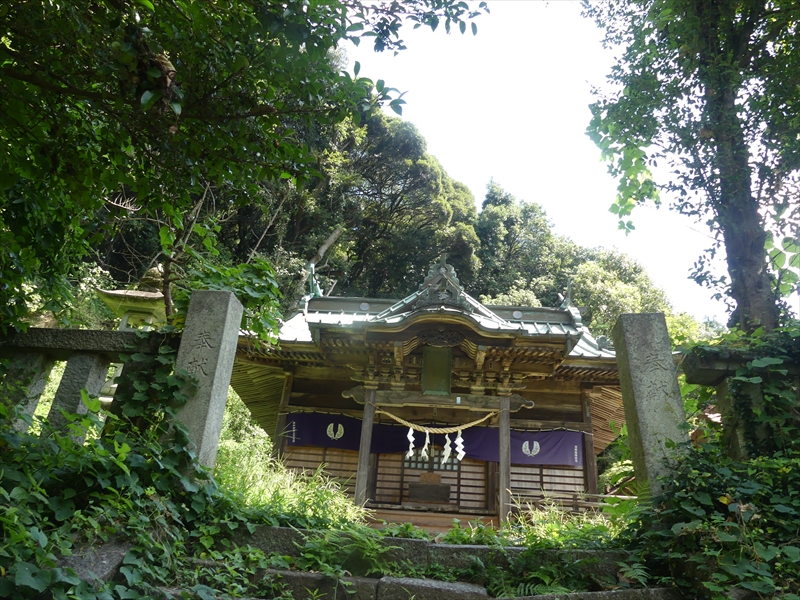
[348,0,731,325]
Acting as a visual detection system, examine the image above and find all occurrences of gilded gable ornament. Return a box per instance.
[417,328,465,347]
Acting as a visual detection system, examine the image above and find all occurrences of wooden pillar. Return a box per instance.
[499,395,511,522]
[486,462,497,513]
[583,433,598,494]
[355,388,376,506]
[581,389,598,494]
[273,373,293,458]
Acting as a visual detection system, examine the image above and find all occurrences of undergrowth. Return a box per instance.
[620,321,800,599]
[0,347,369,599]
[438,502,624,551]
[620,442,800,598]
[9,321,800,598]
[214,421,366,529]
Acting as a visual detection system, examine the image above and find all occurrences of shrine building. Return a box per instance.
[230,259,625,525]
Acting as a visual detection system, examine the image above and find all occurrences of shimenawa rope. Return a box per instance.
[373,408,497,434]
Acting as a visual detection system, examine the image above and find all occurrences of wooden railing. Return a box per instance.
[510,490,637,513]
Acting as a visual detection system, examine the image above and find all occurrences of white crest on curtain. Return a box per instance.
[522,440,540,457]
[326,423,344,440]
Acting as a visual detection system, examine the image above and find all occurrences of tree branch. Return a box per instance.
[0,65,112,102]
[247,193,286,264]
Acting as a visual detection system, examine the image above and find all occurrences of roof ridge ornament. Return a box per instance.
[370,254,511,325]
[558,278,583,328]
[414,253,469,310]
[558,279,573,310]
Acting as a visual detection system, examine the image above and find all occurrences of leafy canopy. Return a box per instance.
[0,0,487,331]
[585,0,800,331]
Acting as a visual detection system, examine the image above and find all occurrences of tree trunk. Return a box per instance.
[708,91,778,332]
[696,1,780,333]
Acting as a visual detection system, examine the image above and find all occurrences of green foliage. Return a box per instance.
[471,182,674,337]
[622,445,800,597]
[619,320,800,597]
[219,388,259,444]
[379,521,432,540]
[508,503,623,551]
[0,0,487,331]
[480,548,613,598]
[437,505,625,553]
[480,282,542,307]
[295,525,397,578]
[568,251,670,336]
[473,181,556,301]
[440,519,510,547]
[584,0,798,331]
[598,459,636,495]
[693,320,800,456]
[666,313,726,350]
[0,389,212,597]
[1,336,372,597]
[176,258,282,341]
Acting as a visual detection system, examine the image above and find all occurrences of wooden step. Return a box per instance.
[367,507,498,534]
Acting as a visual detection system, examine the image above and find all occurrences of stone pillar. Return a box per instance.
[612,313,688,497]
[354,388,376,506]
[174,291,243,469]
[498,395,511,522]
[0,353,54,431]
[48,354,110,437]
[714,380,749,459]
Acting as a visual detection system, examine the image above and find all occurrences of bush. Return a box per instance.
[623,443,800,598]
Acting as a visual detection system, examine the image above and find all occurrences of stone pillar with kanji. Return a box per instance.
[174,291,243,469]
[612,313,688,497]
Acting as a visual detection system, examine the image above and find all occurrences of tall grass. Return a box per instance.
[506,500,624,549]
[440,499,626,549]
[214,393,366,529]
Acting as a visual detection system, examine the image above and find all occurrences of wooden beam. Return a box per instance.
[343,386,533,412]
[581,388,598,494]
[499,396,511,523]
[354,388,376,505]
[509,419,592,432]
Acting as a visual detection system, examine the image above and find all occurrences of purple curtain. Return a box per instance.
[285,412,584,467]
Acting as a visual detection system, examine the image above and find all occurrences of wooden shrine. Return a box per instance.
[231,258,625,523]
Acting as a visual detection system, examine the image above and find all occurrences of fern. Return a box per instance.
[617,561,648,587]
[516,582,572,596]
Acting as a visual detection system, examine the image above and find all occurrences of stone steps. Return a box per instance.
[158,570,681,600]
[59,528,684,600]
